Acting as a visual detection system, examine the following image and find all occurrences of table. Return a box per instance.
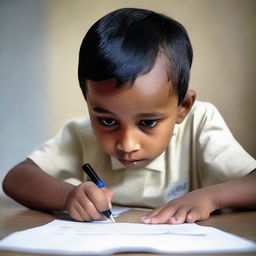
[0,195,255,256]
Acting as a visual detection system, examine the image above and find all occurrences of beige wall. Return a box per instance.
[46,0,256,157]
[0,0,49,190]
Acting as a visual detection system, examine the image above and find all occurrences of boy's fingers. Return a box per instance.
[76,203,92,221]
[67,182,111,221]
[77,197,103,221]
[101,187,114,208]
[141,205,178,224]
[102,187,114,197]
[168,208,188,224]
[82,182,112,212]
[70,201,92,221]
[150,206,179,224]
[186,206,209,223]
[140,205,165,223]
[69,208,83,221]
[186,211,200,223]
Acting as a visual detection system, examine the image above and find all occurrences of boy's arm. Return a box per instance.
[2,158,75,211]
[213,169,256,209]
[140,170,256,224]
[2,159,114,221]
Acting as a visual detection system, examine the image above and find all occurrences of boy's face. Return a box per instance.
[86,57,189,168]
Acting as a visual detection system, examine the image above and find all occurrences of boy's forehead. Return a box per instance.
[86,56,175,98]
[86,78,121,96]
[86,79,178,115]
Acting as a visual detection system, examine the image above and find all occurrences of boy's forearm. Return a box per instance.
[211,170,256,210]
[2,159,75,211]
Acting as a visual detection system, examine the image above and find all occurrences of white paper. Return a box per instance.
[111,206,130,217]
[0,220,255,255]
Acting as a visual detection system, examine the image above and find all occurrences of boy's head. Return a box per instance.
[78,7,193,105]
[78,8,195,168]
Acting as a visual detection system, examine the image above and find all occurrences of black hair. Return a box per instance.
[78,8,193,104]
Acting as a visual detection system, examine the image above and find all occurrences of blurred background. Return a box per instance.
[0,0,255,195]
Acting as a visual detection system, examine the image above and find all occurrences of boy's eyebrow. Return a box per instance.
[92,107,167,118]
[136,113,167,118]
[93,107,114,114]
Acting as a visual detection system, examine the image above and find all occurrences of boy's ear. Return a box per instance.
[176,89,196,124]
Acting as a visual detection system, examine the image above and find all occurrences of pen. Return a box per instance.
[82,163,115,223]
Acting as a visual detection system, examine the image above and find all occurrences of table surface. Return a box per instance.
[0,195,256,256]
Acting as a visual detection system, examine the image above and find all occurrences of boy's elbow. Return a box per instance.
[2,174,7,194]
[2,159,30,197]
[2,167,17,197]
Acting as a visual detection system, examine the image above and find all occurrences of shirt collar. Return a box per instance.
[173,123,178,136]
[110,151,166,172]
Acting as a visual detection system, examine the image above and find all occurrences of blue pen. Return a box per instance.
[82,163,115,223]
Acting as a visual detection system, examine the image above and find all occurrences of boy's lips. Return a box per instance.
[118,158,149,168]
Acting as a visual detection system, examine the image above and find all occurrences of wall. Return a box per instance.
[0,0,49,193]
[1,0,255,194]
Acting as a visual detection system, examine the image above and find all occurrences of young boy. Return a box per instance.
[3,8,256,224]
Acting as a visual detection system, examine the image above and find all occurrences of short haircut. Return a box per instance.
[78,8,193,104]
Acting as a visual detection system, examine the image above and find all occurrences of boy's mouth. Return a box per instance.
[118,158,149,168]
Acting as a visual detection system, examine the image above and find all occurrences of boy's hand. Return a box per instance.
[65,181,114,221]
[141,172,256,224]
[140,188,218,224]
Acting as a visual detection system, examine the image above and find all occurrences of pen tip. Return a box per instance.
[109,215,116,223]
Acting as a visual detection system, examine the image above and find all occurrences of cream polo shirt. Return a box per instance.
[28,101,256,208]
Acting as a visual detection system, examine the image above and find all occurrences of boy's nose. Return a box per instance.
[116,129,141,153]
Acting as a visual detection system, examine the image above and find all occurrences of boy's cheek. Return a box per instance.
[94,132,115,154]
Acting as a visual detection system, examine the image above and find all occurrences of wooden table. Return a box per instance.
[0,195,255,256]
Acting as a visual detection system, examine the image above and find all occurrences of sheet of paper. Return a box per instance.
[0,220,255,255]
[111,206,130,217]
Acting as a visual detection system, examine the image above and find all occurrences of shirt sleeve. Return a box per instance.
[27,119,88,185]
[195,102,256,186]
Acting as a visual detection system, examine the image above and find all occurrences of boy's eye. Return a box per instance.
[98,118,117,127]
[139,120,159,128]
